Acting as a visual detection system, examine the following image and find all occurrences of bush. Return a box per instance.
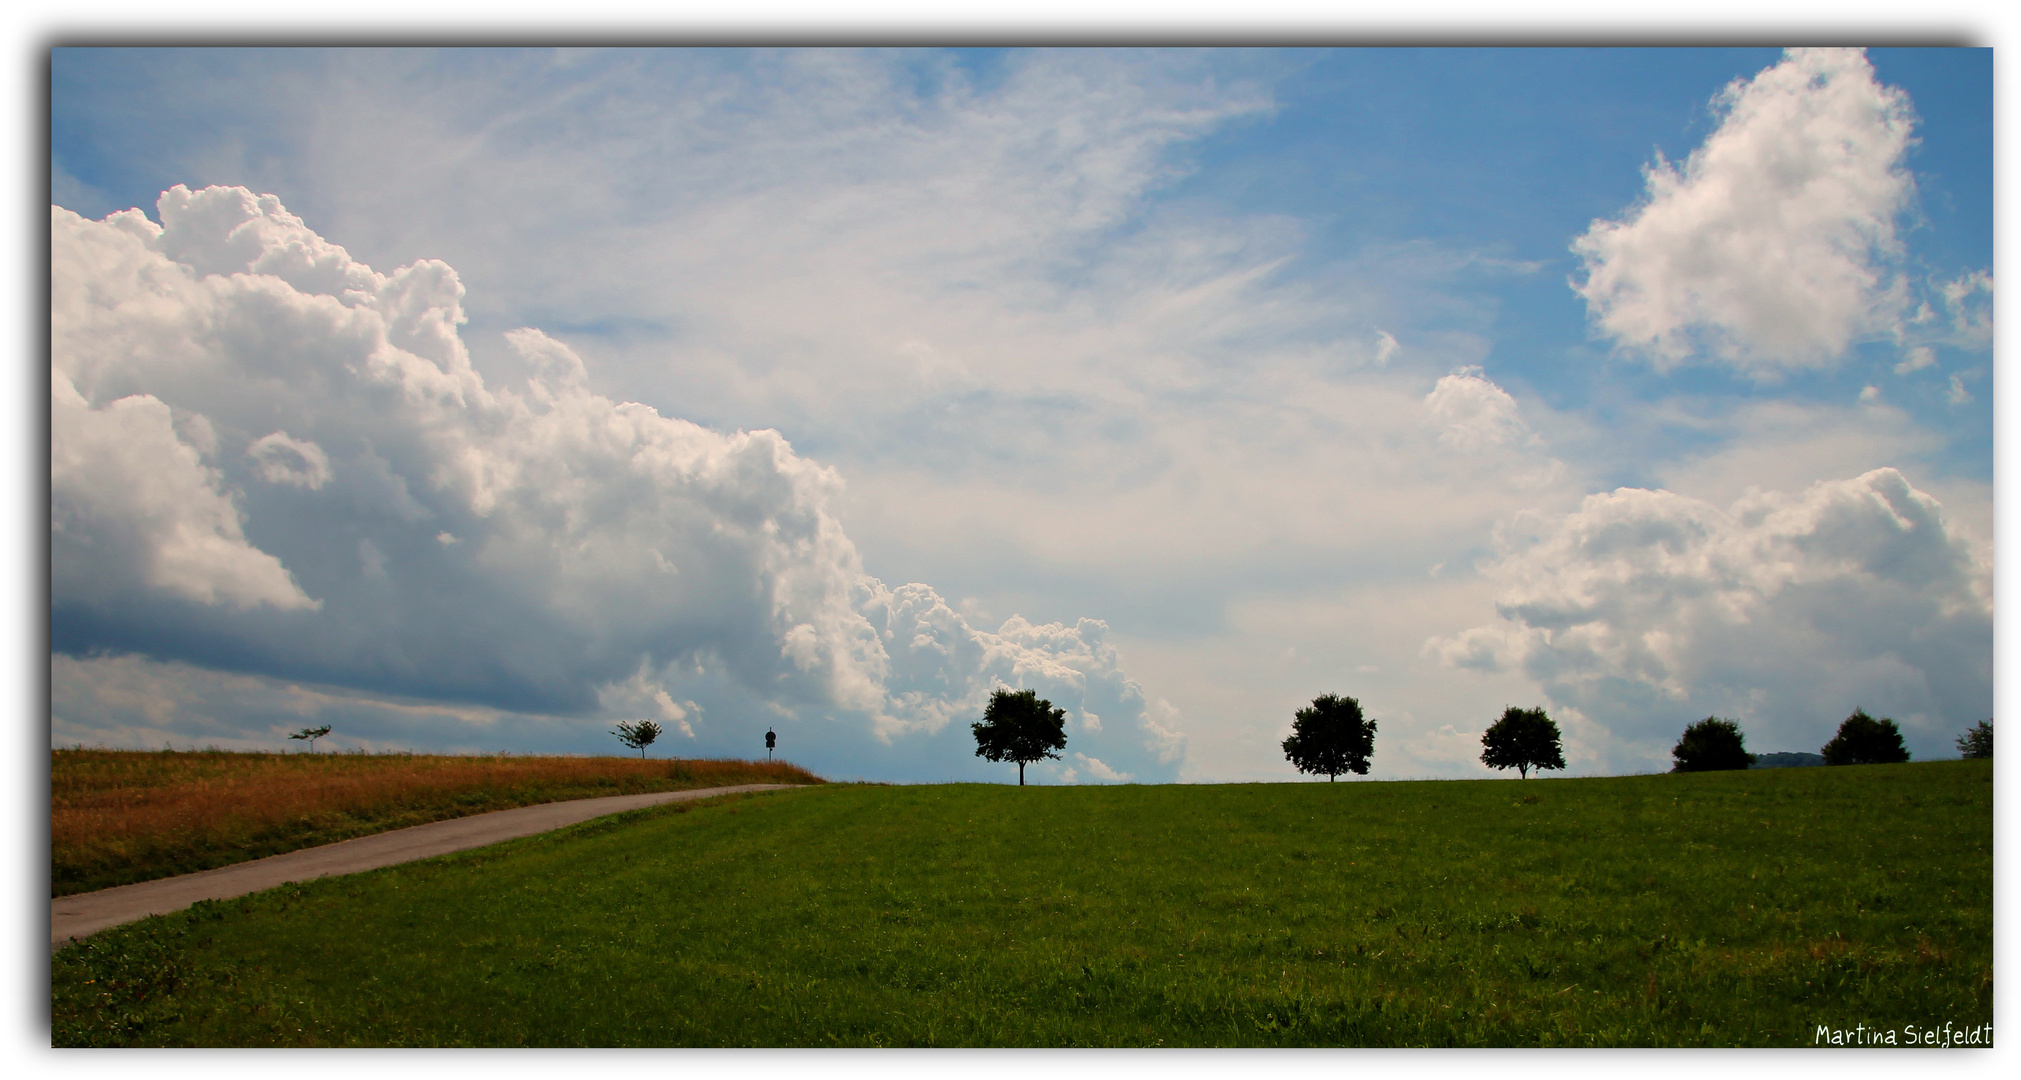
[1820,709,1909,766]
[1671,717,1756,772]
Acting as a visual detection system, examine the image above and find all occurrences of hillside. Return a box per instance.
[54,761,1991,1047]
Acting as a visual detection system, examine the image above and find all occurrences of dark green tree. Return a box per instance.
[1480,706,1565,779]
[972,688,1067,785]
[1956,719,1992,760]
[288,725,332,752]
[1820,709,1909,765]
[1671,717,1756,772]
[1281,693,1377,781]
[611,719,663,758]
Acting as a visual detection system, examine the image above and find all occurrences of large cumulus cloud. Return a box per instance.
[50,185,1183,781]
[1427,467,1991,769]
[1571,48,1920,373]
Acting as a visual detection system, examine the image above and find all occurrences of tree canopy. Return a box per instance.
[1281,693,1377,780]
[1480,706,1565,779]
[1956,719,1991,760]
[972,688,1067,785]
[1820,709,1909,766]
[612,719,663,758]
[1671,717,1756,772]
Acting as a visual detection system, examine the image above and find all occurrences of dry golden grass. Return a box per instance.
[52,749,821,896]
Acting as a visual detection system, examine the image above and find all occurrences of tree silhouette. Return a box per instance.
[972,688,1067,786]
[611,719,663,758]
[1671,717,1756,772]
[1956,719,1992,760]
[1820,709,1909,765]
[1281,693,1377,780]
[1480,706,1565,779]
[288,725,332,752]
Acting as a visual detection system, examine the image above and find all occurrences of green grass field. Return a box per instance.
[52,761,1991,1047]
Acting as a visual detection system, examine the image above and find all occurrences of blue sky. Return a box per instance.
[48,46,1993,782]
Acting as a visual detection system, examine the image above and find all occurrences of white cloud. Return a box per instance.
[247,431,333,488]
[1421,367,1563,490]
[1428,468,1990,770]
[1373,329,1400,366]
[1936,270,1993,348]
[50,186,1184,781]
[52,371,318,612]
[1425,366,1532,452]
[595,660,698,739]
[1893,346,1935,375]
[1572,48,1917,373]
[860,582,1181,773]
[1065,752,1133,783]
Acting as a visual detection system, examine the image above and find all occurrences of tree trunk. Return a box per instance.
[1019,761,1025,786]
[1519,764,1528,779]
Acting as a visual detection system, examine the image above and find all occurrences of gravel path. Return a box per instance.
[51,783,799,949]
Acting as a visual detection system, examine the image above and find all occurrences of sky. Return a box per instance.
[46,45,1995,784]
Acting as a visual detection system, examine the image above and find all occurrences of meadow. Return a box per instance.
[53,749,820,896]
[51,760,1990,1047]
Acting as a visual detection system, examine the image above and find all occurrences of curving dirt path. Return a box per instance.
[51,783,799,949]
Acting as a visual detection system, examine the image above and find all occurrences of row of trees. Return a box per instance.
[1673,710,1992,771]
[1279,697,1565,780]
[583,682,1987,781]
[605,688,1991,778]
[968,688,1559,786]
[1277,698,1990,782]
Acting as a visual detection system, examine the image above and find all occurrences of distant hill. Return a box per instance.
[1751,752,1824,769]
